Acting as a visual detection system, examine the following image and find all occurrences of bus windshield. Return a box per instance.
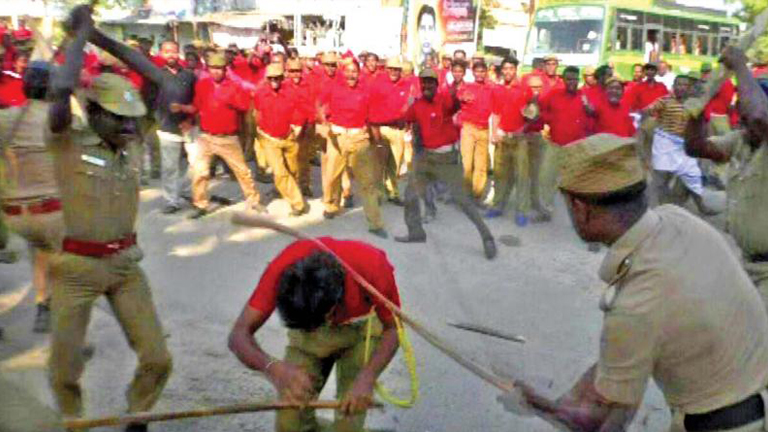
[526,5,605,63]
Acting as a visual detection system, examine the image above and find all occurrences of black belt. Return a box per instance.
[750,252,768,263]
[684,393,764,432]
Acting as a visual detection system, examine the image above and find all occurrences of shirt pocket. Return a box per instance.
[73,163,109,199]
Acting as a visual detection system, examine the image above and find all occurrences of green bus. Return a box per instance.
[522,0,743,79]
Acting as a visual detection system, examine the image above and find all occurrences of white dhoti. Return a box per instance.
[652,128,703,195]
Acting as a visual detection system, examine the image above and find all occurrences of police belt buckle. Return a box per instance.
[684,393,765,432]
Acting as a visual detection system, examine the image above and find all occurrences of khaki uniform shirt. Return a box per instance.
[45,98,142,242]
[710,130,768,256]
[595,205,768,414]
[0,100,59,200]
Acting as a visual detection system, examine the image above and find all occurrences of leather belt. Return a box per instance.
[2,198,62,216]
[750,252,768,263]
[202,131,237,137]
[330,124,365,135]
[684,393,764,432]
[62,233,137,258]
[373,122,405,130]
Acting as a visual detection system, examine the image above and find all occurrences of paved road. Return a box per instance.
[0,175,672,432]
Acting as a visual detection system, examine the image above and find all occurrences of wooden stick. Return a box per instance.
[449,322,527,344]
[231,212,516,392]
[686,7,768,116]
[64,400,381,429]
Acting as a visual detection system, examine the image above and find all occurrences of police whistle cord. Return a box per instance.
[686,7,768,116]
[63,400,382,429]
[230,212,516,393]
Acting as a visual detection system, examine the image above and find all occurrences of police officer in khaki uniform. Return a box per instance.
[686,46,768,306]
[0,61,65,333]
[47,9,171,431]
[497,133,768,432]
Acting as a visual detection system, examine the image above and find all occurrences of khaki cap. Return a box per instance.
[583,66,596,75]
[321,52,338,64]
[558,133,644,194]
[402,60,414,73]
[386,57,402,68]
[207,51,226,68]
[605,76,623,86]
[266,63,284,78]
[192,39,205,49]
[286,58,302,70]
[542,55,559,62]
[85,73,146,118]
[418,68,438,80]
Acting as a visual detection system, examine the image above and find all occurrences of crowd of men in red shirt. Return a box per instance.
[0,25,751,237]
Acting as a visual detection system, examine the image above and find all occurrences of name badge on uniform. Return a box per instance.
[81,154,107,167]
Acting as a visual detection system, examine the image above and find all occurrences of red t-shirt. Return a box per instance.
[594,99,636,137]
[286,78,316,126]
[625,80,668,111]
[0,71,25,107]
[405,91,460,149]
[541,88,590,146]
[321,81,369,129]
[704,79,735,120]
[248,237,401,325]
[360,68,383,88]
[458,81,495,128]
[253,84,296,139]
[230,56,266,88]
[492,80,532,133]
[368,77,411,124]
[194,76,251,135]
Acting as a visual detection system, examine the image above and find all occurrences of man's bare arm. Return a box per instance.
[722,46,768,148]
[684,114,730,162]
[89,28,165,85]
[49,6,91,133]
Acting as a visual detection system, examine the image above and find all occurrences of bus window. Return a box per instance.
[614,9,643,52]
[616,26,628,50]
[631,28,643,51]
[646,13,662,25]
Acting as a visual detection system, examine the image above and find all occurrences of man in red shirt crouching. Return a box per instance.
[228,237,401,432]
[394,68,497,260]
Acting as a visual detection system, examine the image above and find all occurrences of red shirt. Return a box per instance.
[194,76,251,135]
[541,88,590,146]
[492,80,532,133]
[522,71,564,98]
[582,84,607,108]
[0,71,25,107]
[368,77,411,124]
[625,80,668,111]
[248,237,401,325]
[360,68,383,88]
[405,91,460,149]
[321,81,369,129]
[704,79,736,119]
[594,99,636,137]
[458,81,495,128]
[230,56,265,88]
[286,78,316,126]
[254,84,297,139]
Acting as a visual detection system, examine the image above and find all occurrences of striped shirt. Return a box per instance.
[651,96,689,137]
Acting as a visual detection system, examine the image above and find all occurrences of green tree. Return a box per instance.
[731,0,768,60]
[477,0,498,50]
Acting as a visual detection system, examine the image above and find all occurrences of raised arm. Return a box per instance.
[723,46,768,147]
[89,27,165,85]
[48,5,92,134]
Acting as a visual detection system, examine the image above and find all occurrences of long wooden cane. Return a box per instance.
[63,400,382,429]
[230,212,516,393]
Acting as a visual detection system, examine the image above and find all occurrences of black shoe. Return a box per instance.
[188,207,209,220]
[530,210,552,224]
[161,204,181,215]
[301,186,314,198]
[250,203,268,214]
[368,228,389,239]
[33,303,51,333]
[342,195,354,209]
[290,206,310,217]
[323,211,337,220]
[0,326,4,341]
[394,233,426,243]
[388,196,405,206]
[483,237,497,260]
[210,195,234,206]
[254,170,274,184]
[125,423,148,432]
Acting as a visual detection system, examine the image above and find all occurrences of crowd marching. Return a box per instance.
[5,4,768,432]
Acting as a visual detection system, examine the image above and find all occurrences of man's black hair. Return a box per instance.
[563,65,579,76]
[500,56,519,68]
[595,65,612,81]
[367,52,379,61]
[276,251,346,331]
[418,5,436,28]
[23,61,49,100]
[454,49,466,57]
[451,60,467,71]
[472,61,487,71]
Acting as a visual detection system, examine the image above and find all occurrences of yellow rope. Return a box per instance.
[363,309,419,408]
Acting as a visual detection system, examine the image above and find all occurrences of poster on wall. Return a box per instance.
[405,0,478,67]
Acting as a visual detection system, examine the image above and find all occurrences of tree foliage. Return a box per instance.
[731,0,768,58]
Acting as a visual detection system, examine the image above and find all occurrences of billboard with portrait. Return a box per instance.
[405,0,479,67]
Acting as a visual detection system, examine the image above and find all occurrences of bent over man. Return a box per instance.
[229,236,401,432]
[47,9,172,431]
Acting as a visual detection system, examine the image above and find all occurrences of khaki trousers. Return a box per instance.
[296,125,317,192]
[317,125,352,199]
[491,134,530,214]
[192,133,259,209]
[378,126,406,200]
[48,248,172,418]
[262,132,307,212]
[460,123,490,200]
[276,318,382,432]
[5,207,64,305]
[531,136,560,214]
[323,129,383,230]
